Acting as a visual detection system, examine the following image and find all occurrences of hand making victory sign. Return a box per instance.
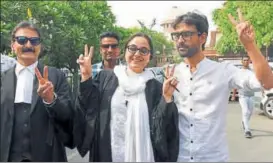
[162,65,179,103]
[35,66,55,103]
[228,8,273,89]
[228,8,255,46]
[77,44,94,82]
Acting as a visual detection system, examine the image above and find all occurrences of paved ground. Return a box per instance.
[227,102,273,162]
[67,102,273,162]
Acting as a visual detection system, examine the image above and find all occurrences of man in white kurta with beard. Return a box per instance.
[169,9,273,162]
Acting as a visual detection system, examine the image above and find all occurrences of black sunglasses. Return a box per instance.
[101,44,119,49]
[14,36,41,46]
[127,45,150,56]
[171,31,202,41]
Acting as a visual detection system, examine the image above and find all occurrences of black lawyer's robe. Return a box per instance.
[75,70,180,162]
[1,63,74,162]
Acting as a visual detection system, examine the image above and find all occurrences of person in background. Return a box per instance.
[236,56,259,138]
[92,32,121,77]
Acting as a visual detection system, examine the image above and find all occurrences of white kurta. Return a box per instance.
[173,58,261,162]
[110,68,154,162]
[110,86,128,162]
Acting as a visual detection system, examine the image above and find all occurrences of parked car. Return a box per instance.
[259,64,273,119]
[260,89,273,119]
[253,64,273,119]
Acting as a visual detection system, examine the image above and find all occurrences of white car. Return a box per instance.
[258,89,273,119]
[254,64,273,119]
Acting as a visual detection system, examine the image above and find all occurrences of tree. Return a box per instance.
[1,1,116,95]
[136,19,174,66]
[111,20,174,66]
[111,26,136,58]
[1,1,174,95]
[212,1,273,55]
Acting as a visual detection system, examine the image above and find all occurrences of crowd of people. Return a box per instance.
[1,8,273,162]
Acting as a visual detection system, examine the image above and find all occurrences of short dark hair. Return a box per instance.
[242,56,250,60]
[124,32,154,59]
[99,31,120,43]
[11,21,41,42]
[172,11,209,50]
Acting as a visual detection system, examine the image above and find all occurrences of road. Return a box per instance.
[67,102,273,162]
[226,102,273,162]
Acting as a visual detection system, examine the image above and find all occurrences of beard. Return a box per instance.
[176,43,200,58]
[105,56,115,61]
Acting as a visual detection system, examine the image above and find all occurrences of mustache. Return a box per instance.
[22,47,35,53]
[106,51,114,55]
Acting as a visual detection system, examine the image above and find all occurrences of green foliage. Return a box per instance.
[111,26,136,57]
[149,30,174,56]
[1,1,173,74]
[1,1,116,73]
[1,1,173,68]
[172,51,183,64]
[1,1,117,94]
[212,1,273,54]
[135,19,174,57]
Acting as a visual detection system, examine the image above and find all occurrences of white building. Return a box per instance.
[160,6,187,40]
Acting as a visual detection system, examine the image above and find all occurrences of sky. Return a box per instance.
[107,1,225,32]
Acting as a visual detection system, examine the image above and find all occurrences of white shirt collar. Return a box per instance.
[183,57,208,69]
[15,61,38,76]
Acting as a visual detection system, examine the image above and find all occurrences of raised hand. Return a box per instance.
[77,44,94,82]
[162,65,179,102]
[228,8,255,45]
[35,66,55,103]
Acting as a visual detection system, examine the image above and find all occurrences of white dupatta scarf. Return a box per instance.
[113,65,155,162]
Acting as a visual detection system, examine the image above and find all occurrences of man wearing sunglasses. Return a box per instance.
[169,10,273,162]
[92,32,121,77]
[0,21,74,162]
